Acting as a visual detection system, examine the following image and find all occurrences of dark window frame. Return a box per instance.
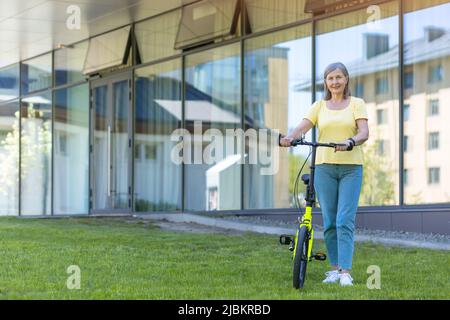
[428,64,443,84]
[428,98,439,116]
[428,167,440,185]
[375,76,389,95]
[403,103,410,121]
[376,108,387,125]
[428,132,439,150]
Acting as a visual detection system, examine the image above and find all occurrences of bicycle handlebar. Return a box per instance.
[290,139,345,148]
[278,134,347,149]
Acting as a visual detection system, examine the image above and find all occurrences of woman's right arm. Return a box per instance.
[279,119,314,147]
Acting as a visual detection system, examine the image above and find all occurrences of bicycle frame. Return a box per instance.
[279,134,346,288]
[291,138,340,261]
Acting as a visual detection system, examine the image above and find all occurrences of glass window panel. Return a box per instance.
[134,59,182,211]
[135,10,182,63]
[316,2,399,206]
[403,168,409,185]
[20,91,52,215]
[403,0,450,204]
[404,69,414,89]
[245,0,310,34]
[355,82,364,97]
[54,41,89,86]
[175,0,240,50]
[428,98,439,116]
[317,2,398,36]
[376,77,389,95]
[184,43,241,211]
[21,53,52,95]
[403,135,409,152]
[54,84,89,214]
[403,103,410,121]
[376,109,387,125]
[0,100,19,215]
[0,64,19,103]
[428,167,440,184]
[428,132,439,150]
[404,0,450,12]
[428,64,444,83]
[83,26,131,75]
[244,24,312,209]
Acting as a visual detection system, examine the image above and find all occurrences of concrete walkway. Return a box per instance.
[134,213,450,251]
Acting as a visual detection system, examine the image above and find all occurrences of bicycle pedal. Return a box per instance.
[279,234,293,246]
[312,252,327,261]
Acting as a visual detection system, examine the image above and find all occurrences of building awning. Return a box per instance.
[174,0,240,50]
[82,26,132,75]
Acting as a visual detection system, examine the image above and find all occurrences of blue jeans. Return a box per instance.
[314,164,363,270]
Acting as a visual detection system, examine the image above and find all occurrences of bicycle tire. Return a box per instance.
[293,225,309,289]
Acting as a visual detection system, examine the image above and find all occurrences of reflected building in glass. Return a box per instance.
[346,24,450,205]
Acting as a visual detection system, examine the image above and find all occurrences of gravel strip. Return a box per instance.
[218,215,450,245]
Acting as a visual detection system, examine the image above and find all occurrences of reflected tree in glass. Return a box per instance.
[0,102,19,215]
[20,97,52,215]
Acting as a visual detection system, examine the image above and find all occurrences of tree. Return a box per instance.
[360,141,396,205]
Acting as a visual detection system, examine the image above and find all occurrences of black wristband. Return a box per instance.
[348,138,356,147]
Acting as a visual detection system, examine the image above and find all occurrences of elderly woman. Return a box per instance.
[280,62,369,286]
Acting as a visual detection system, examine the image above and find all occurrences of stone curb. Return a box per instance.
[134,213,450,251]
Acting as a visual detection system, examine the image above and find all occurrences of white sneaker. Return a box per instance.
[322,270,340,283]
[339,273,353,286]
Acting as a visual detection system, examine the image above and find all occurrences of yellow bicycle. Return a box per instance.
[279,135,346,289]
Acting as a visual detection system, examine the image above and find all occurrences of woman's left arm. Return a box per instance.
[335,119,369,151]
[351,119,369,146]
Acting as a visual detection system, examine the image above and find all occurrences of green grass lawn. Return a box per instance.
[0,216,448,299]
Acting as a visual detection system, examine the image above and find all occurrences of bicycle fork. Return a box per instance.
[279,206,327,262]
[297,206,313,260]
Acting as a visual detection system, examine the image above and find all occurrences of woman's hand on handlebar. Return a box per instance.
[279,135,294,147]
[334,140,352,152]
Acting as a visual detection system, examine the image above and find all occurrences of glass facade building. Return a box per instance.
[0,0,449,234]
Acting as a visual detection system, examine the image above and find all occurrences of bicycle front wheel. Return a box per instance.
[293,225,309,289]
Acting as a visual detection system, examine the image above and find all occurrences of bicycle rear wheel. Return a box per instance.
[293,225,309,289]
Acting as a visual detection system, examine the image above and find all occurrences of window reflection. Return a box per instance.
[0,64,19,103]
[135,10,181,64]
[83,26,132,75]
[54,84,89,214]
[244,25,312,209]
[21,92,52,215]
[403,0,450,204]
[54,41,88,86]
[0,100,19,215]
[21,54,52,95]
[134,60,182,211]
[175,0,240,50]
[316,1,399,206]
[184,43,241,211]
[245,0,310,34]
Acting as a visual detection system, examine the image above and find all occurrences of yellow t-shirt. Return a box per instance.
[304,96,368,165]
